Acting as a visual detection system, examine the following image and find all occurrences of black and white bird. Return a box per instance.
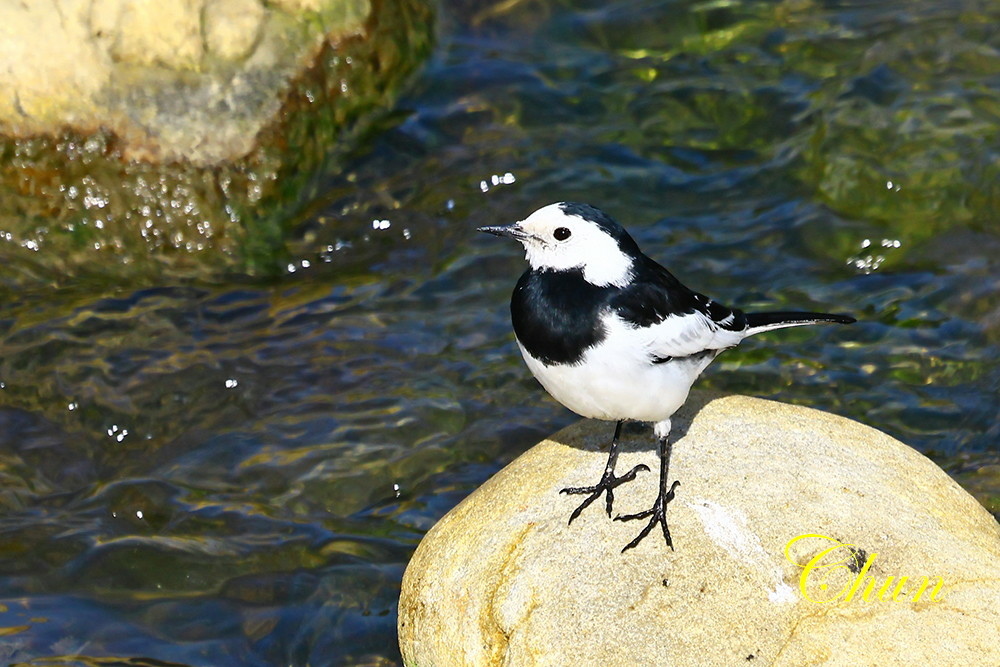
[479,202,855,552]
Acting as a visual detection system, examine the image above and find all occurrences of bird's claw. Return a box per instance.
[615,480,680,552]
[560,463,650,523]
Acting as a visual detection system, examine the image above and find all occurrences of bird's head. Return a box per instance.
[478,202,640,287]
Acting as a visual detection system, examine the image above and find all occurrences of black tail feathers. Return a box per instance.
[745,311,856,334]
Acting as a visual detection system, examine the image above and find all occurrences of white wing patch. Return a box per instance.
[603,309,746,361]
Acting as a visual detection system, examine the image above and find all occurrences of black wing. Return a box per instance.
[609,255,748,360]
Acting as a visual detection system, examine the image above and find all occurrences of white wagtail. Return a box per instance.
[479,202,855,552]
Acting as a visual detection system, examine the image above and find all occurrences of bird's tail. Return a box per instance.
[745,311,856,336]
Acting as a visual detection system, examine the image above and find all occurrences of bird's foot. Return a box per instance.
[615,480,681,552]
[560,463,649,524]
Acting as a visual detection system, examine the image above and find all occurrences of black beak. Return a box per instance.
[477,223,528,241]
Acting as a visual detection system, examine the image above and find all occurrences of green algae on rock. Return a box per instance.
[0,0,433,287]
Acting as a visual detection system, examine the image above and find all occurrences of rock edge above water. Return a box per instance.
[0,0,433,284]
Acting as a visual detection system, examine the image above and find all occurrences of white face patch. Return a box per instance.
[515,203,634,287]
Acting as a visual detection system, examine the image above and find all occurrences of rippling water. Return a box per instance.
[1,0,998,663]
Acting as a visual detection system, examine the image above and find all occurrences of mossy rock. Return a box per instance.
[0,0,433,288]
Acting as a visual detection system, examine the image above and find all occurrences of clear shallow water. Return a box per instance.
[1,0,999,663]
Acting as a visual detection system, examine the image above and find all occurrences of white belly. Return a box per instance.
[517,337,719,424]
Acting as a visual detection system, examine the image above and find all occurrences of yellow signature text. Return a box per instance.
[784,534,944,604]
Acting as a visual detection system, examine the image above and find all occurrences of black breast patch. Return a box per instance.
[511,269,613,365]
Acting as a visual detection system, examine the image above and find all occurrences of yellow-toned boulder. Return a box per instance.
[399,393,1000,665]
[1,0,369,162]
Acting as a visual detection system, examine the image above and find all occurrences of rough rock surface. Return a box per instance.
[399,393,1000,665]
[1,0,368,164]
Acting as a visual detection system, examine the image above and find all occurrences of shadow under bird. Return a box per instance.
[479,202,856,552]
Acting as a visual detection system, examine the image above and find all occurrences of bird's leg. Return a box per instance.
[560,420,649,523]
[615,420,680,552]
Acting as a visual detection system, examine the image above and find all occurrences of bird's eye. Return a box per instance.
[553,227,572,241]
